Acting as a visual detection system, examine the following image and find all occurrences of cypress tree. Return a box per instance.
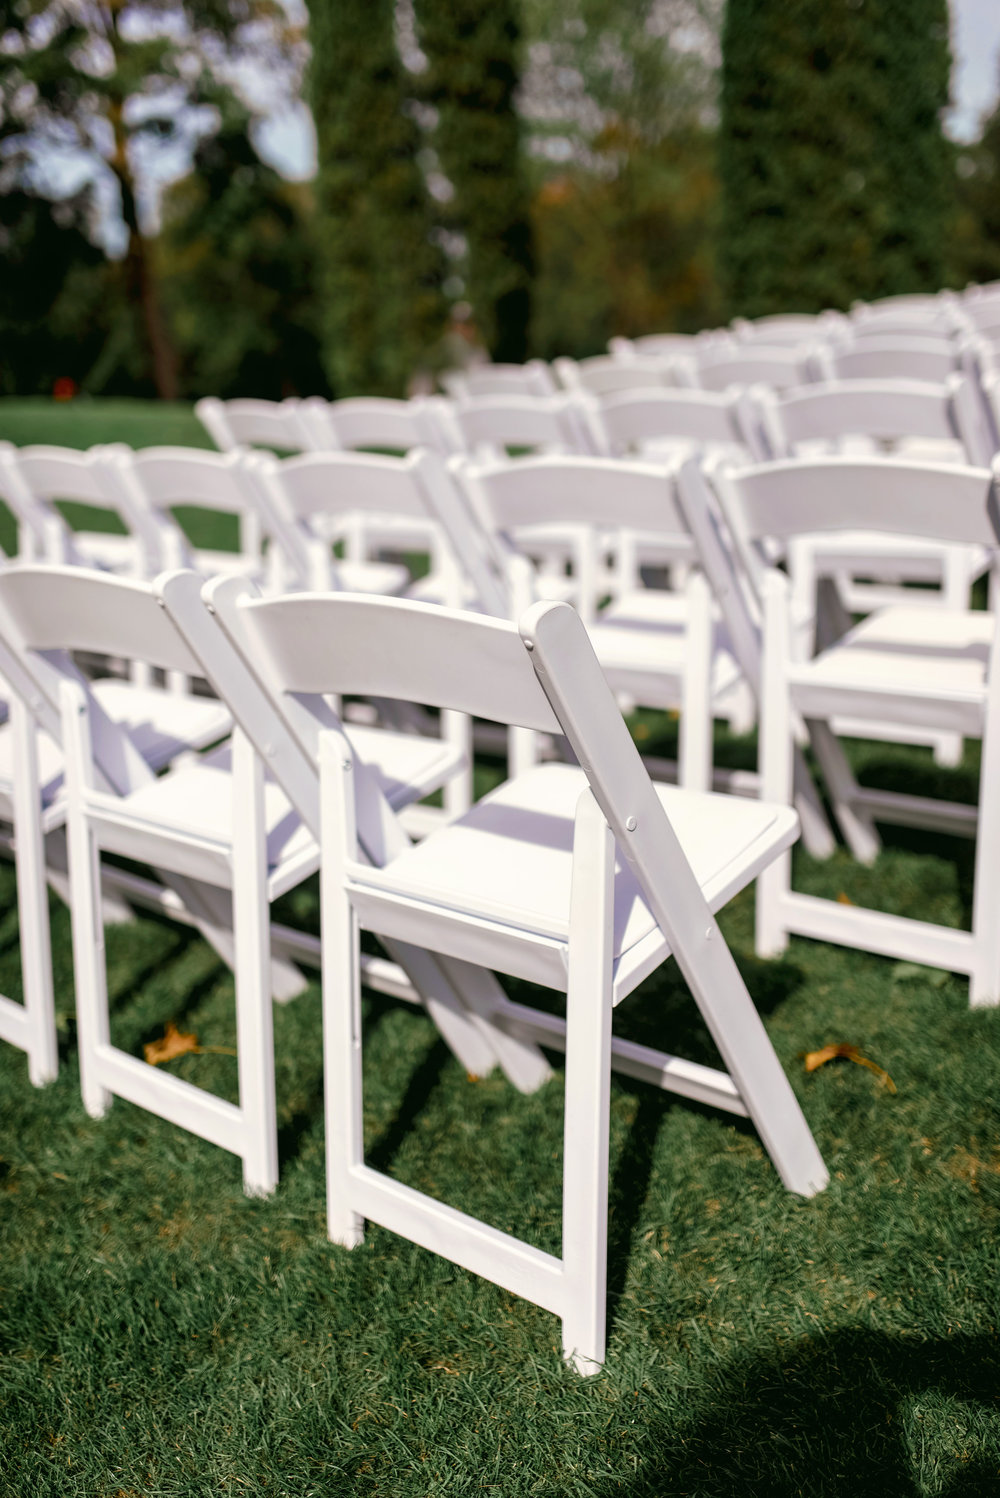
[307,0,446,395]
[719,0,954,317]
[418,0,535,362]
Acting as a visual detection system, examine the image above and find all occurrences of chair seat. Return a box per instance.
[96,715,465,886]
[344,724,466,808]
[792,530,988,585]
[0,682,232,821]
[365,764,798,998]
[789,606,993,730]
[587,603,742,704]
[73,533,144,573]
[90,680,232,764]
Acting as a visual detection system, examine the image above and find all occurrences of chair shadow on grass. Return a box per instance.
[579,1327,1000,1498]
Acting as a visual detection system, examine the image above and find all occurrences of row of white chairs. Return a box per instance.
[4,413,1000,1369]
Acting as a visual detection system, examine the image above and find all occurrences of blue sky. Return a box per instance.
[950,0,1000,139]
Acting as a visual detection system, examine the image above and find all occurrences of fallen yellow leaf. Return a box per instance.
[836,892,853,905]
[143,1024,237,1066]
[144,1022,199,1066]
[803,1042,896,1093]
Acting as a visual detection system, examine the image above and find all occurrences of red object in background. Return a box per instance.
[53,377,77,401]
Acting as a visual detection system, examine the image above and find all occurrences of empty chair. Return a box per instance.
[440,360,556,400]
[195,397,314,455]
[0,564,479,1188]
[211,585,827,1370]
[739,458,1000,1006]
[732,312,834,345]
[112,446,409,600]
[821,336,958,384]
[585,386,760,463]
[297,395,453,456]
[608,332,706,361]
[688,345,814,393]
[681,453,1000,1004]
[446,453,745,792]
[0,442,151,573]
[553,355,669,396]
[438,393,595,459]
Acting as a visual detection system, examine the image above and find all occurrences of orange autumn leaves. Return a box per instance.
[803,1043,896,1093]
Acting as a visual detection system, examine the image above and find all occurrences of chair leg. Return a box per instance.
[11,701,57,1086]
[62,690,112,1119]
[231,729,278,1196]
[560,791,614,1374]
[807,718,881,864]
[970,631,1000,1007]
[321,735,365,1248]
[678,570,712,794]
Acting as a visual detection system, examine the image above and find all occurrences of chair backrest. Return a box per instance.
[110,446,263,573]
[676,455,1000,701]
[609,333,702,361]
[195,397,313,454]
[440,361,556,400]
[245,447,461,596]
[299,396,452,455]
[732,313,827,345]
[585,387,751,459]
[824,338,958,384]
[707,456,998,597]
[754,376,991,465]
[0,443,143,564]
[440,394,594,458]
[693,347,812,393]
[205,583,728,962]
[0,566,203,796]
[553,356,668,396]
[458,452,691,541]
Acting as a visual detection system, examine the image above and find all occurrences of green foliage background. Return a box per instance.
[718,0,955,317]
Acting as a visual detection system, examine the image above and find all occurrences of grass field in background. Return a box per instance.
[0,399,229,558]
[0,401,999,1494]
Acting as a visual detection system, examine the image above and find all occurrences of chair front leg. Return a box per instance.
[561,789,615,1374]
[11,699,57,1085]
[231,727,279,1196]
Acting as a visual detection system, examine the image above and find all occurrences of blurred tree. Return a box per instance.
[531,129,720,359]
[306,0,447,396]
[159,102,327,398]
[952,88,1000,288]
[0,0,301,398]
[418,0,535,362]
[718,0,954,317]
[520,0,723,354]
[0,184,112,396]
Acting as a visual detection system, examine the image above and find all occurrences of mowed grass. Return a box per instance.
[0,402,999,1494]
[0,400,231,558]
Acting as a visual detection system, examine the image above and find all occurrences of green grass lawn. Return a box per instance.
[1,403,999,1494]
[0,400,232,558]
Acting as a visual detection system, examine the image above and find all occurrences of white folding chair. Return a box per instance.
[820,336,958,385]
[113,446,409,601]
[224,589,827,1371]
[438,393,596,459]
[691,457,1000,1006]
[584,386,761,464]
[440,360,556,400]
[194,396,314,455]
[751,376,995,642]
[298,394,454,456]
[160,568,552,1099]
[687,346,814,393]
[0,563,479,1187]
[553,355,670,396]
[446,453,746,792]
[0,442,153,574]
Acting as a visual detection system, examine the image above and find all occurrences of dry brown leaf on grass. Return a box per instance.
[143,1023,236,1066]
[803,1043,896,1093]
